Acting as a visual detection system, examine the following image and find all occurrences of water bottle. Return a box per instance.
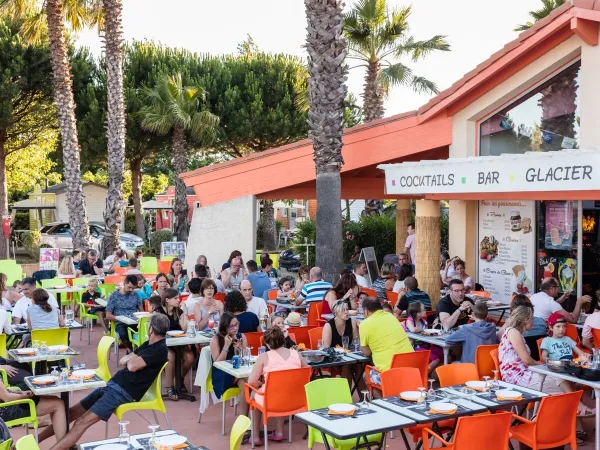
[186,319,196,338]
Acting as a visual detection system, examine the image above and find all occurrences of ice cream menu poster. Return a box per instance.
[478,200,535,304]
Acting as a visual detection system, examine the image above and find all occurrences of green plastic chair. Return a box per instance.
[305,378,382,450]
[128,316,149,350]
[100,283,117,298]
[72,277,92,287]
[0,438,12,450]
[79,302,101,345]
[95,335,116,381]
[4,399,38,442]
[0,333,6,358]
[31,327,70,367]
[16,434,39,450]
[40,278,62,288]
[230,415,251,450]
[140,257,158,274]
[4,264,24,285]
[161,255,176,262]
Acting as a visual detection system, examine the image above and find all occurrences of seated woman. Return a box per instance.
[57,256,77,279]
[193,279,223,332]
[0,378,67,444]
[169,258,188,293]
[268,313,296,349]
[152,273,171,298]
[442,258,475,293]
[371,263,396,300]
[153,288,193,401]
[224,291,261,334]
[247,327,308,444]
[322,300,358,349]
[210,312,248,412]
[108,249,129,273]
[27,289,65,330]
[498,305,564,395]
[393,264,413,293]
[322,270,359,316]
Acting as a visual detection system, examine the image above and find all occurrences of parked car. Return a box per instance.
[279,248,301,271]
[40,222,144,252]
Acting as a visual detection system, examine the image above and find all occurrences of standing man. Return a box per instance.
[293,267,332,306]
[404,223,416,271]
[77,249,104,277]
[240,280,268,319]
[106,275,143,351]
[353,261,370,288]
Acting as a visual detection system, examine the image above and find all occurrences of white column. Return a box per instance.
[579,30,600,148]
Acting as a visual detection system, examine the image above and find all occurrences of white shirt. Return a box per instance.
[126,269,142,275]
[246,296,268,319]
[1,297,12,311]
[0,309,11,334]
[105,255,116,265]
[530,291,563,321]
[354,273,370,288]
[182,295,202,315]
[12,294,59,322]
[393,280,405,293]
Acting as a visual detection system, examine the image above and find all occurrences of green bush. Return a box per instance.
[13,211,30,231]
[21,230,41,259]
[124,211,137,235]
[149,229,173,256]
[292,220,316,267]
[342,215,396,265]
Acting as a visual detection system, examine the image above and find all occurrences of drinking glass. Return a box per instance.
[32,340,40,352]
[50,366,59,379]
[148,424,160,449]
[207,319,215,330]
[427,379,436,401]
[258,346,266,355]
[341,336,349,350]
[352,337,360,352]
[317,340,324,351]
[40,341,48,356]
[417,387,427,404]
[491,370,500,390]
[60,368,69,384]
[118,420,130,445]
[360,390,370,410]
[482,376,491,396]
[245,347,253,365]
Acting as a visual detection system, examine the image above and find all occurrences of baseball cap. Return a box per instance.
[547,312,566,327]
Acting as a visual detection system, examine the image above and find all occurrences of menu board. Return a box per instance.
[478,200,535,304]
[39,247,60,271]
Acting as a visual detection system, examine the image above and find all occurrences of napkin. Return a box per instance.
[32,378,58,385]
[428,407,458,415]
[153,443,187,450]
[496,395,522,401]
[327,408,356,416]
[399,395,420,402]
[68,375,95,381]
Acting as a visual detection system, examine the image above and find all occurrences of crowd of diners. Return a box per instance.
[1,241,600,447]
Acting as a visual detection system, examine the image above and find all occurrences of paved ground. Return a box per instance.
[8,325,596,449]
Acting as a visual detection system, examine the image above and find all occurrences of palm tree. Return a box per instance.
[1,0,92,249]
[138,73,219,242]
[101,0,126,256]
[304,0,348,282]
[344,0,449,214]
[514,0,566,31]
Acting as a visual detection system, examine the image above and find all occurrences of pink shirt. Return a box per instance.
[405,234,416,264]
[582,311,600,343]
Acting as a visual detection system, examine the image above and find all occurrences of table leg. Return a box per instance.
[61,391,70,432]
[496,309,506,325]
[400,430,411,450]
[350,364,365,397]
[320,431,333,450]
[595,388,599,450]
[443,348,449,365]
[173,346,195,402]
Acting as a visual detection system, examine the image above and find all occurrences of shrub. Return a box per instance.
[21,230,41,259]
[149,229,173,256]
[342,215,396,265]
[292,220,316,267]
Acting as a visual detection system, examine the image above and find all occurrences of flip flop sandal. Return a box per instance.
[267,432,286,442]
[166,387,178,401]
[246,437,263,446]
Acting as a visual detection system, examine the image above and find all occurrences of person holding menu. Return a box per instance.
[437,279,475,329]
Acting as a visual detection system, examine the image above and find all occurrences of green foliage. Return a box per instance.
[149,229,173,256]
[21,230,41,259]
[514,0,565,31]
[13,211,29,231]
[124,210,137,234]
[342,215,396,264]
[440,209,449,253]
[292,220,316,267]
[80,168,169,204]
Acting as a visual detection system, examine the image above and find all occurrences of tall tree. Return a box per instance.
[344,0,449,215]
[101,0,126,256]
[1,0,92,249]
[138,73,219,241]
[304,0,348,282]
[514,0,565,31]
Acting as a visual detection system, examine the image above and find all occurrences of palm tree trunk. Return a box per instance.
[0,134,8,259]
[130,158,145,240]
[362,60,384,215]
[260,200,276,251]
[172,125,189,242]
[46,0,90,250]
[102,0,126,257]
[305,0,347,283]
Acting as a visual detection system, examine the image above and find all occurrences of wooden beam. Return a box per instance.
[571,17,599,45]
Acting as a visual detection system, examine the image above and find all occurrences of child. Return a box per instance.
[445,302,497,363]
[402,302,443,371]
[276,277,294,312]
[382,302,393,314]
[135,275,150,301]
[126,258,142,275]
[148,295,162,312]
[541,313,595,413]
[82,279,107,332]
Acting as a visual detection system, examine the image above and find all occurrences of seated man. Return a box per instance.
[582,300,600,351]
[43,314,170,450]
[360,297,413,397]
[106,275,143,351]
[12,278,59,324]
[437,279,474,330]
[393,276,432,316]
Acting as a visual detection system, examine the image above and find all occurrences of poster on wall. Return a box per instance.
[39,247,60,271]
[558,258,577,293]
[160,241,186,262]
[478,200,536,304]
[545,201,574,250]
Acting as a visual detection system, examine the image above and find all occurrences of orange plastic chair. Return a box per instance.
[214,293,226,303]
[475,344,499,378]
[536,338,544,362]
[114,267,128,276]
[490,348,501,378]
[308,327,323,350]
[307,302,325,327]
[509,391,581,450]
[380,367,422,397]
[267,290,278,301]
[592,328,600,348]
[436,363,479,387]
[361,287,377,297]
[260,333,296,348]
[143,300,150,312]
[287,326,317,348]
[423,410,512,450]
[565,323,580,343]
[158,261,171,274]
[103,275,124,285]
[244,332,263,355]
[245,367,311,445]
[365,350,430,393]
[385,291,399,307]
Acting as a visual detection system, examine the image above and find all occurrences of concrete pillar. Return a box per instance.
[184,195,257,275]
[415,200,441,308]
[395,199,411,255]
[448,200,477,280]
[579,33,600,148]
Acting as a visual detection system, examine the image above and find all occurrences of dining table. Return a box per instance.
[267,300,309,311]
[404,330,455,365]
[78,429,209,450]
[8,346,80,375]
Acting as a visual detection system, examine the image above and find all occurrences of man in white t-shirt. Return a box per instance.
[12,278,59,324]
[353,261,370,288]
[530,277,590,323]
[240,280,267,319]
[404,223,416,268]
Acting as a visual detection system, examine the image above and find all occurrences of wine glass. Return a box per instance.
[40,341,48,356]
[50,366,59,379]
[482,376,491,396]
[352,337,360,352]
[118,420,130,445]
[360,390,370,410]
[427,379,436,401]
[341,336,349,350]
[207,319,215,330]
[317,340,324,351]
[417,387,427,404]
[148,424,160,449]
[32,340,40,352]
[60,367,69,384]
[491,370,500,390]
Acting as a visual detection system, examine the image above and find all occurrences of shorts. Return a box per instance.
[80,381,133,422]
[89,306,105,314]
[115,323,133,342]
[369,368,381,385]
[526,372,565,395]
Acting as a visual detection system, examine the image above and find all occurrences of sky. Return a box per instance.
[76,0,544,116]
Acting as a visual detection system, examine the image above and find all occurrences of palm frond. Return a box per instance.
[397,35,450,62]
[354,0,386,26]
[20,11,48,44]
[377,62,412,96]
[190,110,219,144]
[514,0,565,31]
[410,76,439,95]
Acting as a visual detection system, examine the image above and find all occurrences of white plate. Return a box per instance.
[399,391,422,401]
[496,389,522,399]
[465,381,487,389]
[133,312,151,318]
[94,445,129,450]
[32,375,57,384]
[422,329,442,336]
[429,402,457,413]
[16,349,36,355]
[71,369,95,378]
[167,330,186,337]
[155,435,187,447]
[328,403,356,413]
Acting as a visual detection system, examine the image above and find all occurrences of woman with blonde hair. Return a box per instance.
[57,255,77,279]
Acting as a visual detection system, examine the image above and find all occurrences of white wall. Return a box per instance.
[185,195,257,274]
[56,185,108,223]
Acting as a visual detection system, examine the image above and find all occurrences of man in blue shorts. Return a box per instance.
[45,314,169,450]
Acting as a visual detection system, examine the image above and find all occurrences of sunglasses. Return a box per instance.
[272,311,286,318]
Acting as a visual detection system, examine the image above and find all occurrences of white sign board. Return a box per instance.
[478,200,535,304]
[161,241,186,262]
[379,149,600,195]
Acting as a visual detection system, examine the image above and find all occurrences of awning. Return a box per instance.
[10,199,56,210]
[378,148,600,200]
